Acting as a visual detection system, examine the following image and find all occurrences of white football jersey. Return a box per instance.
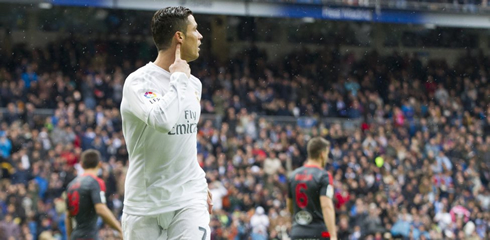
[120,62,207,216]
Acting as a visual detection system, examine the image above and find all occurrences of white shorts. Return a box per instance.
[122,204,211,240]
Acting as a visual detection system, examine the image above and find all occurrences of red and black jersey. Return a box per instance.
[288,164,333,239]
[66,173,106,240]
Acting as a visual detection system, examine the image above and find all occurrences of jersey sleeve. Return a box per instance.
[124,72,189,133]
[319,172,334,199]
[90,178,107,205]
[192,76,203,99]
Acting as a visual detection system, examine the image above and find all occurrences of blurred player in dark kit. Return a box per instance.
[287,137,337,240]
[65,149,122,240]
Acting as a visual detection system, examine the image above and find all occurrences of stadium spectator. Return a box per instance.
[250,206,269,240]
[0,33,490,240]
[0,214,21,240]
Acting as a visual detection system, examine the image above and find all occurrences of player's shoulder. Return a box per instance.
[303,166,330,181]
[315,167,330,178]
[190,75,202,89]
[289,166,303,176]
[190,74,201,82]
[124,64,154,84]
[288,166,307,180]
[318,169,333,184]
[66,176,80,189]
[291,166,305,175]
[81,174,106,191]
[123,65,168,97]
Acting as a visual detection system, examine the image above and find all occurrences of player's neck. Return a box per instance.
[83,169,99,176]
[154,50,175,72]
[304,159,322,168]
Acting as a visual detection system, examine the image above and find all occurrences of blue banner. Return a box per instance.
[276,4,424,24]
[51,0,111,7]
[322,7,373,21]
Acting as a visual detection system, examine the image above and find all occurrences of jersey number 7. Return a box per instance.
[295,183,308,209]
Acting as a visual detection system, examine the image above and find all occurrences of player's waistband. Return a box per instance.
[291,231,330,240]
[291,223,330,239]
[123,194,207,216]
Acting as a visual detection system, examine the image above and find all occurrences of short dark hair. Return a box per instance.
[307,137,330,160]
[80,149,100,169]
[151,6,193,51]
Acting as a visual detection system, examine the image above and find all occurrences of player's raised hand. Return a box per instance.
[169,44,190,79]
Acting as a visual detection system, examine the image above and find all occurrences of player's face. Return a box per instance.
[181,15,202,62]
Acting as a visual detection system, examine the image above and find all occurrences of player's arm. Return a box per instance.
[65,210,73,238]
[287,198,294,215]
[91,180,123,236]
[125,44,190,133]
[320,173,337,240]
[95,203,123,235]
[320,196,337,240]
[125,72,188,133]
[64,191,73,238]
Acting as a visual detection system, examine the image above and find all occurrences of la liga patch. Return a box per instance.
[144,92,157,99]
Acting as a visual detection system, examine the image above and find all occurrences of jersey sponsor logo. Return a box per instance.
[326,185,334,198]
[168,110,199,135]
[168,123,198,135]
[295,210,313,225]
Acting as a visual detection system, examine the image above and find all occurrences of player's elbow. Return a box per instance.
[320,196,335,211]
[94,203,107,216]
[147,113,175,133]
[65,214,72,224]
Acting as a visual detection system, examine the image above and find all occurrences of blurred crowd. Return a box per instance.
[0,36,489,240]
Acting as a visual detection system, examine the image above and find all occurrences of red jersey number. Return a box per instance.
[67,191,80,216]
[295,183,308,209]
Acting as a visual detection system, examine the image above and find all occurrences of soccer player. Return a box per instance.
[120,6,212,240]
[65,149,123,240]
[287,137,337,240]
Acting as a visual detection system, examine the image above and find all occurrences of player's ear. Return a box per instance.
[174,31,185,44]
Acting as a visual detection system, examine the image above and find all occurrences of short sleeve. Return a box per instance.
[90,178,106,204]
[319,172,334,199]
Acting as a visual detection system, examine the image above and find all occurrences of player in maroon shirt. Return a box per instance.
[65,149,123,240]
[287,137,337,240]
